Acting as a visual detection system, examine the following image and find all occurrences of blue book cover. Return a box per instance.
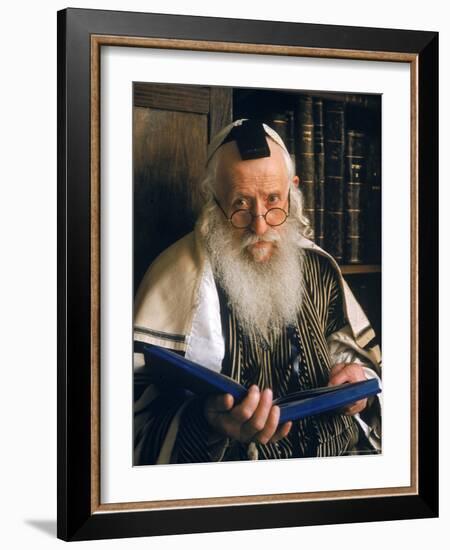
[141,344,381,424]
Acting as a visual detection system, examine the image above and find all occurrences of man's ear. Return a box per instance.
[292,175,300,188]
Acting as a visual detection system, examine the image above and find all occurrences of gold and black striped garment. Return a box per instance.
[212,250,362,461]
[134,251,369,465]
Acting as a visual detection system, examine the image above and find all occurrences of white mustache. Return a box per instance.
[240,228,281,250]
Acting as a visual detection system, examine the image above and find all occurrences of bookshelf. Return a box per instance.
[341,265,381,275]
[233,87,382,342]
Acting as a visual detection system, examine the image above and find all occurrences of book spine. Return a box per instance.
[345,130,367,264]
[313,98,325,249]
[324,101,346,263]
[366,134,382,264]
[270,112,289,145]
[294,96,315,233]
[286,110,296,169]
[270,111,296,171]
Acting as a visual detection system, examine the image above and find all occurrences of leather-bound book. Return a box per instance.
[366,134,382,264]
[270,111,296,170]
[313,98,325,248]
[345,130,367,264]
[294,96,315,234]
[324,101,346,263]
[270,112,289,144]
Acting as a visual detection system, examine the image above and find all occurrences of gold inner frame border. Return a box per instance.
[89,34,419,514]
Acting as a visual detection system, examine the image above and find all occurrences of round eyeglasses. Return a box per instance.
[214,191,290,229]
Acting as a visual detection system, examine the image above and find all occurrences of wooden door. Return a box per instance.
[133,83,232,292]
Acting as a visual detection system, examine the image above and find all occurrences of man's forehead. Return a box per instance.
[225,179,288,202]
[217,143,288,201]
[217,140,288,183]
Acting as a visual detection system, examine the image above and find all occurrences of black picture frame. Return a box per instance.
[57,8,438,541]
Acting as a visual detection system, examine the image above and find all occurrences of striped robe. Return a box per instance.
[134,248,380,464]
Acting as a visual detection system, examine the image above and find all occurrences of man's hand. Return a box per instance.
[204,385,293,445]
[328,362,367,415]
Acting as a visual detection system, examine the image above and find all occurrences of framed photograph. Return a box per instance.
[57,8,438,541]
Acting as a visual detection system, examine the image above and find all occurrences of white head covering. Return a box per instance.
[206,118,290,165]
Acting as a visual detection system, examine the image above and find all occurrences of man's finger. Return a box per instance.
[327,363,349,386]
[328,363,366,387]
[253,403,280,445]
[343,398,367,415]
[231,385,261,423]
[330,362,347,376]
[243,388,273,435]
[269,420,293,443]
[328,371,351,386]
[204,393,234,414]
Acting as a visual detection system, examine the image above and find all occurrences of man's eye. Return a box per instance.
[268,195,279,204]
[234,199,248,209]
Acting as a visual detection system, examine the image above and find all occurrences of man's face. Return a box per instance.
[215,139,295,263]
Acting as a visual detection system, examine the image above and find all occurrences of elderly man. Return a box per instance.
[133,119,381,464]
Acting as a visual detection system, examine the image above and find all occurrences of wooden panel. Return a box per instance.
[133,107,208,291]
[134,83,210,114]
[209,87,233,139]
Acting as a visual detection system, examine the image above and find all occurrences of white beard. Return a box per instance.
[203,209,305,340]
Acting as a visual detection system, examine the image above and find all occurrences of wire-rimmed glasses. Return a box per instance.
[214,190,290,229]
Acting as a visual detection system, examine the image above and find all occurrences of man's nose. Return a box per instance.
[250,211,268,235]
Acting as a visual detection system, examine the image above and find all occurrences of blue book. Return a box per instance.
[141,344,381,424]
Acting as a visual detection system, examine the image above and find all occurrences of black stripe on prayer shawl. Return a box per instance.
[134,326,186,343]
